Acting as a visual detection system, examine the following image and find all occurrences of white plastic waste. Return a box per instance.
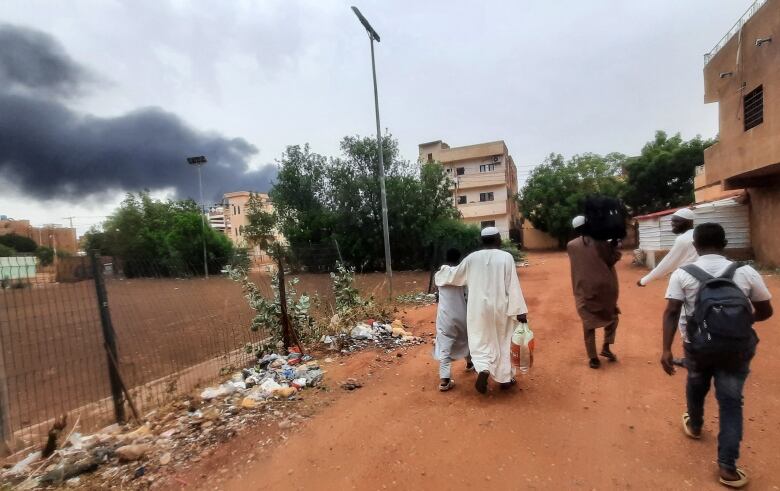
[350,323,374,340]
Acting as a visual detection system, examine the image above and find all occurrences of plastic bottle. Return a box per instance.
[511,323,535,375]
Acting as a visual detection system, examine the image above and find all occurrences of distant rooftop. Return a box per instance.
[704,0,768,65]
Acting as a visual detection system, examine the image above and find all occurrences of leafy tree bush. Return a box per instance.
[82,192,233,276]
[623,131,714,215]
[35,246,54,266]
[519,152,626,248]
[0,244,15,257]
[0,233,37,253]
[269,134,460,271]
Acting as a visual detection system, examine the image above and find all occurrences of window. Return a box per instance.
[456,167,465,176]
[427,153,433,162]
[480,220,496,228]
[457,195,467,204]
[479,192,494,202]
[237,206,241,214]
[479,164,497,173]
[744,85,763,131]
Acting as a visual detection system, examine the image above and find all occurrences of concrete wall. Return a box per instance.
[522,223,558,249]
[0,219,78,253]
[702,0,780,187]
[749,186,780,266]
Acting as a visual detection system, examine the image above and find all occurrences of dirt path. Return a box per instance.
[186,252,780,490]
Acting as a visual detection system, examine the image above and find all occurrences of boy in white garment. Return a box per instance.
[433,249,471,391]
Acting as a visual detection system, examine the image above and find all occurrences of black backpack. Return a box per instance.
[583,196,627,241]
[682,263,758,360]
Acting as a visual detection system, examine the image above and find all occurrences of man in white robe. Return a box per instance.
[435,227,528,394]
[638,208,697,286]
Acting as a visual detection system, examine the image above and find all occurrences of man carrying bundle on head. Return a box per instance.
[567,199,624,369]
[435,227,528,394]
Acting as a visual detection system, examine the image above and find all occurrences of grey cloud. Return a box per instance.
[0,23,275,202]
[0,24,90,98]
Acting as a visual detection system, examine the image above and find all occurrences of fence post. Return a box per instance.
[90,251,126,423]
[276,253,293,350]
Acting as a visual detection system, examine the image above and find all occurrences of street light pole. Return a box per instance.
[187,156,209,279]
[351,6,393,297]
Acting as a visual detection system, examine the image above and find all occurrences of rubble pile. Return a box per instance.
[322,318,426,353]
[1,351,325,489]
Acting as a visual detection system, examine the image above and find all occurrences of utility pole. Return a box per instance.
[186,156,210,279]
[351,6,393,297]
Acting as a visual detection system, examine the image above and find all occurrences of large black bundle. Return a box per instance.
[583,196,627,241]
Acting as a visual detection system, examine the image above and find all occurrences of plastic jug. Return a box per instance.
[510,322,535,375]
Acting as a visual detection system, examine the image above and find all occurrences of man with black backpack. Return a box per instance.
[661,223,773,488]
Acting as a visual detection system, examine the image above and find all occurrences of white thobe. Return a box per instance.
[434,249,528,383]
[433,275,469,362]
[639,229,697,285]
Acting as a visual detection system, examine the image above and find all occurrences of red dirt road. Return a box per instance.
[192,252,780,490]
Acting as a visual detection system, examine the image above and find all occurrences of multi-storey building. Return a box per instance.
[419,140,521,240]
[0,217,78,254]
[222,191,277,264]
[695,0,780,265]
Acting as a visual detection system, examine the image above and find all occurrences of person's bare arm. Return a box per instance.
[753,300,773,322]
[660,299,683,375]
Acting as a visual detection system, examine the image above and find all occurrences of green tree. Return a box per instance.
[35,246,55,266]
[0,244,15,257]
[267,134,460,271]
[519,152,626,248]
[623,131,714,215]
[0,233,37,253]
[89,192,233,276]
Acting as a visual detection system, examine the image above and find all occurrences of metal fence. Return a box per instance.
[0,244,432,453]
[0,254,270,452]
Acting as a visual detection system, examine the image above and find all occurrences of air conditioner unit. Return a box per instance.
[492,156,500,163]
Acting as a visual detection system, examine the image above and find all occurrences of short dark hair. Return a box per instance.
[445,248,461,264]
[693,222,727,250]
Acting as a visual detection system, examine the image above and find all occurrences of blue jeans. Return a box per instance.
[685,347,752,471]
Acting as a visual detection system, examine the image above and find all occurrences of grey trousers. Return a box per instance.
[583,318,618,359]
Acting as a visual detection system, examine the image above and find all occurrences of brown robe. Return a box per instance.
[567,236,621,328]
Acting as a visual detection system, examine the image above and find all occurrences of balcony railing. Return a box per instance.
[704,0,767,65]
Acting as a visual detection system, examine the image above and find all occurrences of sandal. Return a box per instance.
[682,413,702,439]
[439,379,455,392]
[719,468,748,488]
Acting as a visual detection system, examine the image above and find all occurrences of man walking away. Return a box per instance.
[661,223,773,488]
[433,248,471,391]
[638,208,697,286]
[567,215,621,369]
[435,227,528,394]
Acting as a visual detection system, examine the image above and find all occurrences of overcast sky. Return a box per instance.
[0,0,754,234]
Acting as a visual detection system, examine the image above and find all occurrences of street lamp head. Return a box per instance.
[351,6,380,42]
[186,156,208,166]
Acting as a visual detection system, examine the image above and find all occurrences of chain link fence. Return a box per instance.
[0,243,431,453]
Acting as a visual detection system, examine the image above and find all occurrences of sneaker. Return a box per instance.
[500,378,517,390]
[439,379,455,392]
[589,358,601,369]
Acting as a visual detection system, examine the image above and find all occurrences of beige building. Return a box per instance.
[419,140,522,240]
[0,217,78,254]
[222,191,277,263]
[695,0,780,266]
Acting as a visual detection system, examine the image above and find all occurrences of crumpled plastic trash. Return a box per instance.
[291,378,307,389]
[200,382,239,400]
[350,323,374,340]
[259,378,282,393]
[281,367,296,380]
[6,451,40,476]
[304,369,324,387]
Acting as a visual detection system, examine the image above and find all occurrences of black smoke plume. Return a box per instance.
[0,24,275,203]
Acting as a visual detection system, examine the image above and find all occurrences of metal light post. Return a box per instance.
[186,155,209,279]
[351,6,393,297]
